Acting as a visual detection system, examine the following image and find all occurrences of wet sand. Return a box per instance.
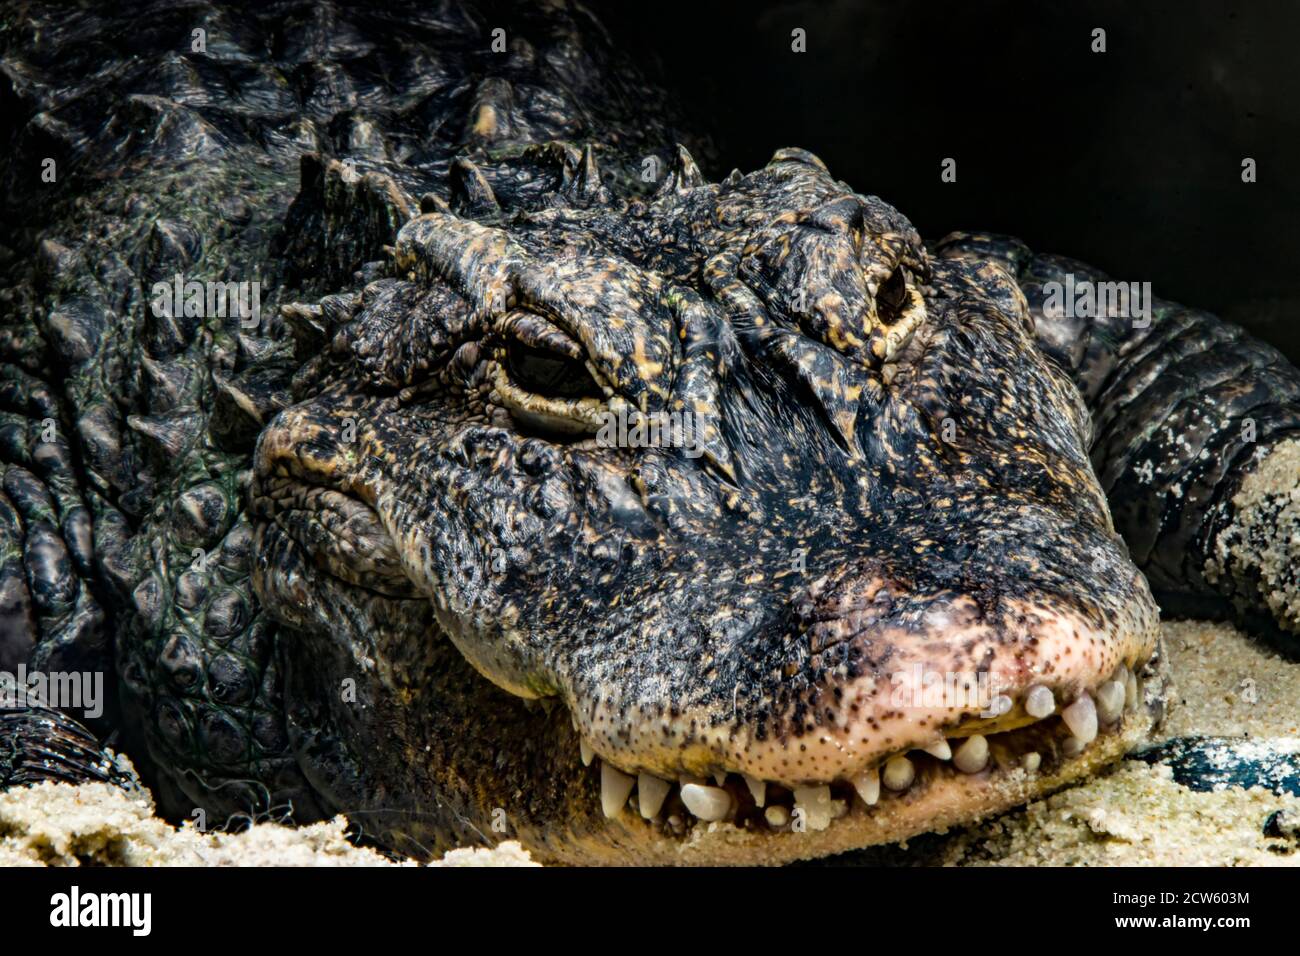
[2,619,1297,866]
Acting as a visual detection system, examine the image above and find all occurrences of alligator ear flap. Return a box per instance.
[757,328,864,457]
[670,355,736,484]
[449,158,501,218]
[806,196,866,237]
[560,143,610,206]
[668,290,738,483]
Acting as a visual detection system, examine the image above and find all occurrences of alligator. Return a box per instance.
[0,1,1297,865]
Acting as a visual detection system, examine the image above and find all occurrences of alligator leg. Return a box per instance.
[937,233,1300,635]
[0,305,133,790]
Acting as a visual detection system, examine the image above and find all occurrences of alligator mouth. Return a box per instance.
[566,650,1168,861]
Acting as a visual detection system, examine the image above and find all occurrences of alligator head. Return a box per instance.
[249,148,1166,864]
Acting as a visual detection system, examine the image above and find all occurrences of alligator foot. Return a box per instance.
[0,704,138,790]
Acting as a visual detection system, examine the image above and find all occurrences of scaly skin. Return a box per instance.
[0,1,1295,864]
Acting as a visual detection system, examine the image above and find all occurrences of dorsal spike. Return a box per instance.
[561,144,609,206]
[449,158,501,217]
[672,144,705,191]
[36,239,77,281]
[237,333,286,368]
[211,368,291,451]
[213,369,289,425]
[43,297,106,365]
[140,353,195,411]
[127,407,203,458]
[464,77,516,145]
[418,192,450,214]
[280,301,328,360]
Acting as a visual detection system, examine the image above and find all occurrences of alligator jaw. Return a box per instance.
[526,642,1170,865]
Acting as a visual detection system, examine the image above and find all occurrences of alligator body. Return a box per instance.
[1,1,1297,865]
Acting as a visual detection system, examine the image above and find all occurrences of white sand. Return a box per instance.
[0,779,535,867]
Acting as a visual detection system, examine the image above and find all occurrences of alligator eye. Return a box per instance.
[877,268,910,321]
[505,339,603,400]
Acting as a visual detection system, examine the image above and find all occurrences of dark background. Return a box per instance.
[598,0,1300,363]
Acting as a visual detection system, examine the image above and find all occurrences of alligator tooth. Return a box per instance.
[953,734,989,773]
[830,799,849,819]
[680,783,732,822]
[580,739,594,766]
[1025,685,1056,718]
[922,739,952,760]
[1061,693,1098,744]
[1123,667,1140,711]
[743,774,767,807]
[793,785,833,831]
[1062,736,1085,758]
[637,773,671,819]
[764,805,790,827]
[1096,679,1126,724]
[852,768,881,806]
[984,694,1013,717]
[712,771,728,786]
[600,764,635,818]
[1021,751,1042,772]
[882,755,915,791]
